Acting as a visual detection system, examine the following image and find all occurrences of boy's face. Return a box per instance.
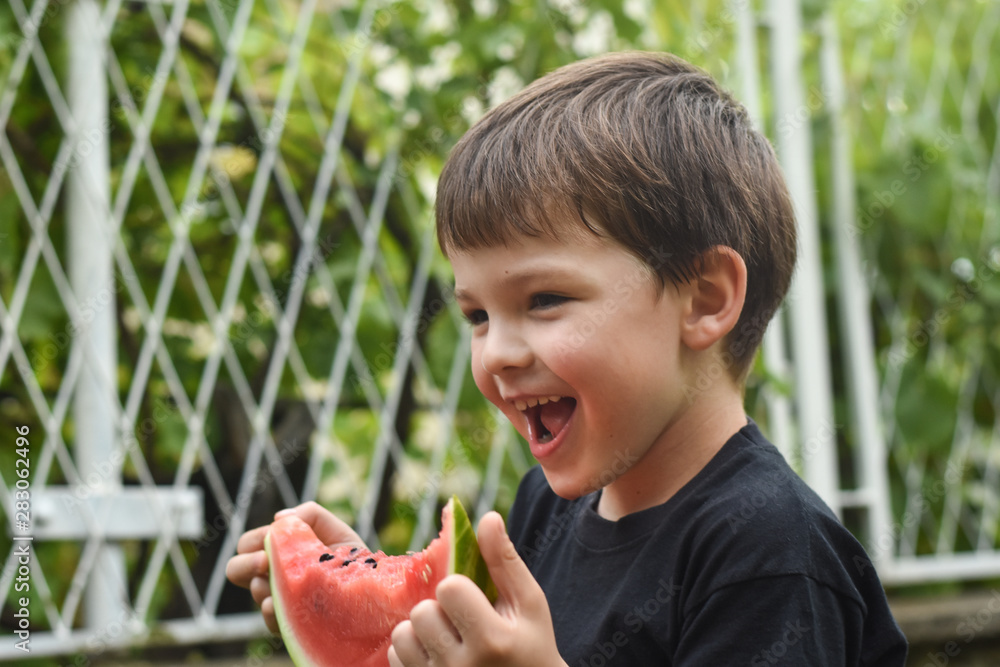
[450,230,693,499]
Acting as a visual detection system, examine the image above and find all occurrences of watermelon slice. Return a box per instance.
[265,496,497,667]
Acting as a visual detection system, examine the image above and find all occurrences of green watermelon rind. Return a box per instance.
[265,530,320,667]
[446,495,499,603]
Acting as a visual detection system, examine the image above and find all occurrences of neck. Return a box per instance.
[596,384,747,521]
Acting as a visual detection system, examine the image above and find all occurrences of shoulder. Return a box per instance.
[672,424,907,662]
[675,423,875,608]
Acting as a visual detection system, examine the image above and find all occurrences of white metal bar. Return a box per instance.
[201,0,364,616]
[0,0,51,131]
[880,8,916,153]
[120,0,253,452]
[65,0,128,634]
[221,2,440,456]
[61,0,216,630]
[936,355,982,555]
[0,527,65,638]
[977,397,1000,550]
[336,150,402,545]
[372,225,434,547]
[219,36,414,495]
[335,166,441,409]
[819,14,894,572]
[896,452,927,558]
[767,0,840,512]
[410,245,471,549]
[477,405,513,522]
[920,3,961,125]
[32,487,203,539]
[733,0,763,123]
[295,0,389,507]
[959,2,1000,171]
[146,0,320,618]
[0,613,265,659]
[9,0,216,634]
[14,0,75,134]
[882,553,1000,586]
[733,0,794,463]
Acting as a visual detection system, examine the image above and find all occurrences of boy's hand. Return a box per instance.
[388,512,568,667]
[224,501,366,633]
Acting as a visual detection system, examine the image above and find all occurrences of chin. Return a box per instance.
[539,466,599,500]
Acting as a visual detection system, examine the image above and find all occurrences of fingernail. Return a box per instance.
[275,509,294,518]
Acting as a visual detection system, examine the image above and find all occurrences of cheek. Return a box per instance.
[470,351,526,435]
[470,355,495,402]
[541,328,606,385]
[470,351,504,408]
[535,327,581,375]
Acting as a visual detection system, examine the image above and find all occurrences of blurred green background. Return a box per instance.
[1,0,999,662]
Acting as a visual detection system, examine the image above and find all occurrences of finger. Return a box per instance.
[250,575,271,607]
[409,599,462,659]
[278,501,366,549]
[236,525,269,554]
[225,551,268,589]
[260,596,278,634]
[435,574,495,639]
[391,620,431,667]
[476,512,543,613]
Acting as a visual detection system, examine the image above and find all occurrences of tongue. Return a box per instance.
[539,398,575,437]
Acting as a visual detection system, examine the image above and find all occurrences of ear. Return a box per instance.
[680,246,747,351]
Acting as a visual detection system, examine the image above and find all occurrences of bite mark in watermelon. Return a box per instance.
[265,496,497,667]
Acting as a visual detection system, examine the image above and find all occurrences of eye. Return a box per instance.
[531,293,569,310]
[463,309,488,326]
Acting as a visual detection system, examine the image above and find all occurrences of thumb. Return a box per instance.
[477,511,542,613]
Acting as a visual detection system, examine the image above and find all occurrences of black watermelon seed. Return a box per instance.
[364,557,377,568]
[319,553,334,563]
[349,547,360,554]
[341,560,353,567]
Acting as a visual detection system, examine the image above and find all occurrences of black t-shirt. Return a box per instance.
[506,420,908,666]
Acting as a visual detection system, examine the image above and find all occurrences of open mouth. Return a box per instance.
[516,396,577,445]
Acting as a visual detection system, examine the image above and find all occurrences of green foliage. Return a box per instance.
[835,0,1000,554]
[1,0,998,646]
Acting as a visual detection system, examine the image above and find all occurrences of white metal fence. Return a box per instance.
[0,0,998,659]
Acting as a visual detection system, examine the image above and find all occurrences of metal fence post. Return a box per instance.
[819,14,895,573]
[732,0,795,464]
[65,0,129,634]
[767,0,841,512]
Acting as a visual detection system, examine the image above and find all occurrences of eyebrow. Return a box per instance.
[452,265,582,301]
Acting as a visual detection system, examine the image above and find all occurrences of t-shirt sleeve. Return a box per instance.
[673,574,866,667]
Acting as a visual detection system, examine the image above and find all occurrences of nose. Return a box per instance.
[479,321,533,375]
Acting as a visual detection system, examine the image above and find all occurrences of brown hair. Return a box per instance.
[436,51,797,381]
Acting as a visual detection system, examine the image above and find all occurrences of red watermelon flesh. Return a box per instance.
[267,499,486,667]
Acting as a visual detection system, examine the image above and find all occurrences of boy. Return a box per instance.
[227,51,908,665]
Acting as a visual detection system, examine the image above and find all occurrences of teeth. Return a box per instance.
[513,395,563,411]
